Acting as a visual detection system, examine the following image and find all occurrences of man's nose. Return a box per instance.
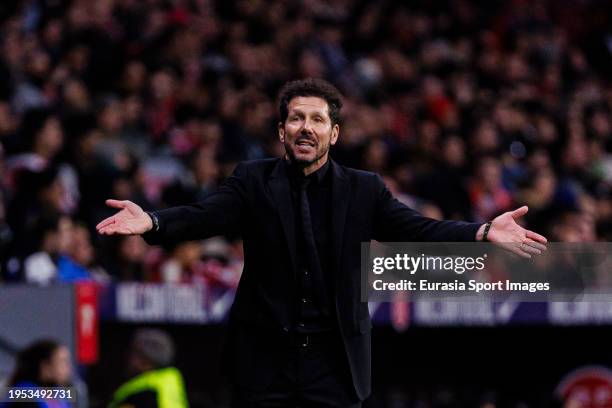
[301,119,314,134]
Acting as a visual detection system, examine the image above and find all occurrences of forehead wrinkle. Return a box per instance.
[288,104,328,116]
[288,96,329,114]
[289,107,327,114]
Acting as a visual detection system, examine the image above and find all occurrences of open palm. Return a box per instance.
[96,199,152,235]
[485,206,547,258]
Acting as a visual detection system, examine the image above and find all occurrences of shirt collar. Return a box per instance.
[285,157,331,186]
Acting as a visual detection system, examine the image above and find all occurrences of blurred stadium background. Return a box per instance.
[0,0,611,407]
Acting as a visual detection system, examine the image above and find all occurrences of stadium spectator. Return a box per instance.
[0,339,72,408]
[0,0,607,281]
[57,222,109,282]
[108,329,188,408]
[23,214,72,285]
[158,241,205,284]
[100,234,150,282]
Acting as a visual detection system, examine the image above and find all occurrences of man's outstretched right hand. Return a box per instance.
[96,199,153,236]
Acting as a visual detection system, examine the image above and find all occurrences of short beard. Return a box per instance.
[284,141,330,168]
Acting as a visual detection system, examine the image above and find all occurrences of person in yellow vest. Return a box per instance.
[108,329,188,408]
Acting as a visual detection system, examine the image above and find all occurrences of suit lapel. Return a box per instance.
[330,159,350,284]
[268,159,298,278]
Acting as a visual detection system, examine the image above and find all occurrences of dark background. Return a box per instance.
[88,322,612,407]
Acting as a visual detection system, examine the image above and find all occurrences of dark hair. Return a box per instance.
[30,213,62,251]
[19,108,53,151]
[9,339,62,386]
[278,78,343,126]
[132,328,175,368]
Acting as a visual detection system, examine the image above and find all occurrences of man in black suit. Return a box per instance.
[97,78,547,407]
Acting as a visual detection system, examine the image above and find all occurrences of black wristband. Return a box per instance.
[482,221,492,242]
[146,211,160,232]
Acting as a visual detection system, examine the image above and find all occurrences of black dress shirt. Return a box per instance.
[286,159,334,333]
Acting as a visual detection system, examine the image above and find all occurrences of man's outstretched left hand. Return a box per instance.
[476,206,548,258]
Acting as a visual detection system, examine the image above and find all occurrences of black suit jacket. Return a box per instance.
[142,158,480,399]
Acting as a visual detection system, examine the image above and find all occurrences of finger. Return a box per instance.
[506,242,532,259]
[98,224,118,234]
[96,217,115,230]
[99,225,130,235]
[98,227,114,235]
[501,243,526,258]
[526,230,547,244]
[524,238,547,252]
[510,206,528,219]
[520,243,541,255]
[106,199,129,209]
[512,247,532,259]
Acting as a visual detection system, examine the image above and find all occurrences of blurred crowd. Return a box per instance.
[0,0,610,285]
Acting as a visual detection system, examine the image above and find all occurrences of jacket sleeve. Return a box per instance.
[372,174,481,242]
[116,389,158,408]
[141,162,248,246]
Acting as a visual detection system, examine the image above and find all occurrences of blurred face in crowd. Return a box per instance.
[150,70,175,101]
[120,235,147,264]
[39,345,71,386]
[35,117,64,158]
[98,99,124,133]
[533,168,557,202]
[442,135,466,168]
[26,50,51,81]
[70,225,94,266]
[278,96,339,175]
[122,95,144,125]
[57,216,74,254]
[122,61,147,93]
[193,149,219,185]
[128,350,152,375]
[478,157,502,191]
[39,176,64,212]
[364,139,387,171]
[63,79,90,111]
[173,242,203,267]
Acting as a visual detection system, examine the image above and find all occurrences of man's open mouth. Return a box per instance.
[296,139,315,147]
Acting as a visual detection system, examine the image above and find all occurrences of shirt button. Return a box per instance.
[304,269,309,276]
[298,322,305,328]
[301,298,308,303]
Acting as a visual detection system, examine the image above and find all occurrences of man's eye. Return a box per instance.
[314,117,323,122]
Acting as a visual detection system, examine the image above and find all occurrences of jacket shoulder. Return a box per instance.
[239,158,279,169]
[237,158,279,174]
[336,163,382,185]
[228,158,280,182]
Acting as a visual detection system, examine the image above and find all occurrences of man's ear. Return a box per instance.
[330,124,340,146]
[278,122,285,143]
